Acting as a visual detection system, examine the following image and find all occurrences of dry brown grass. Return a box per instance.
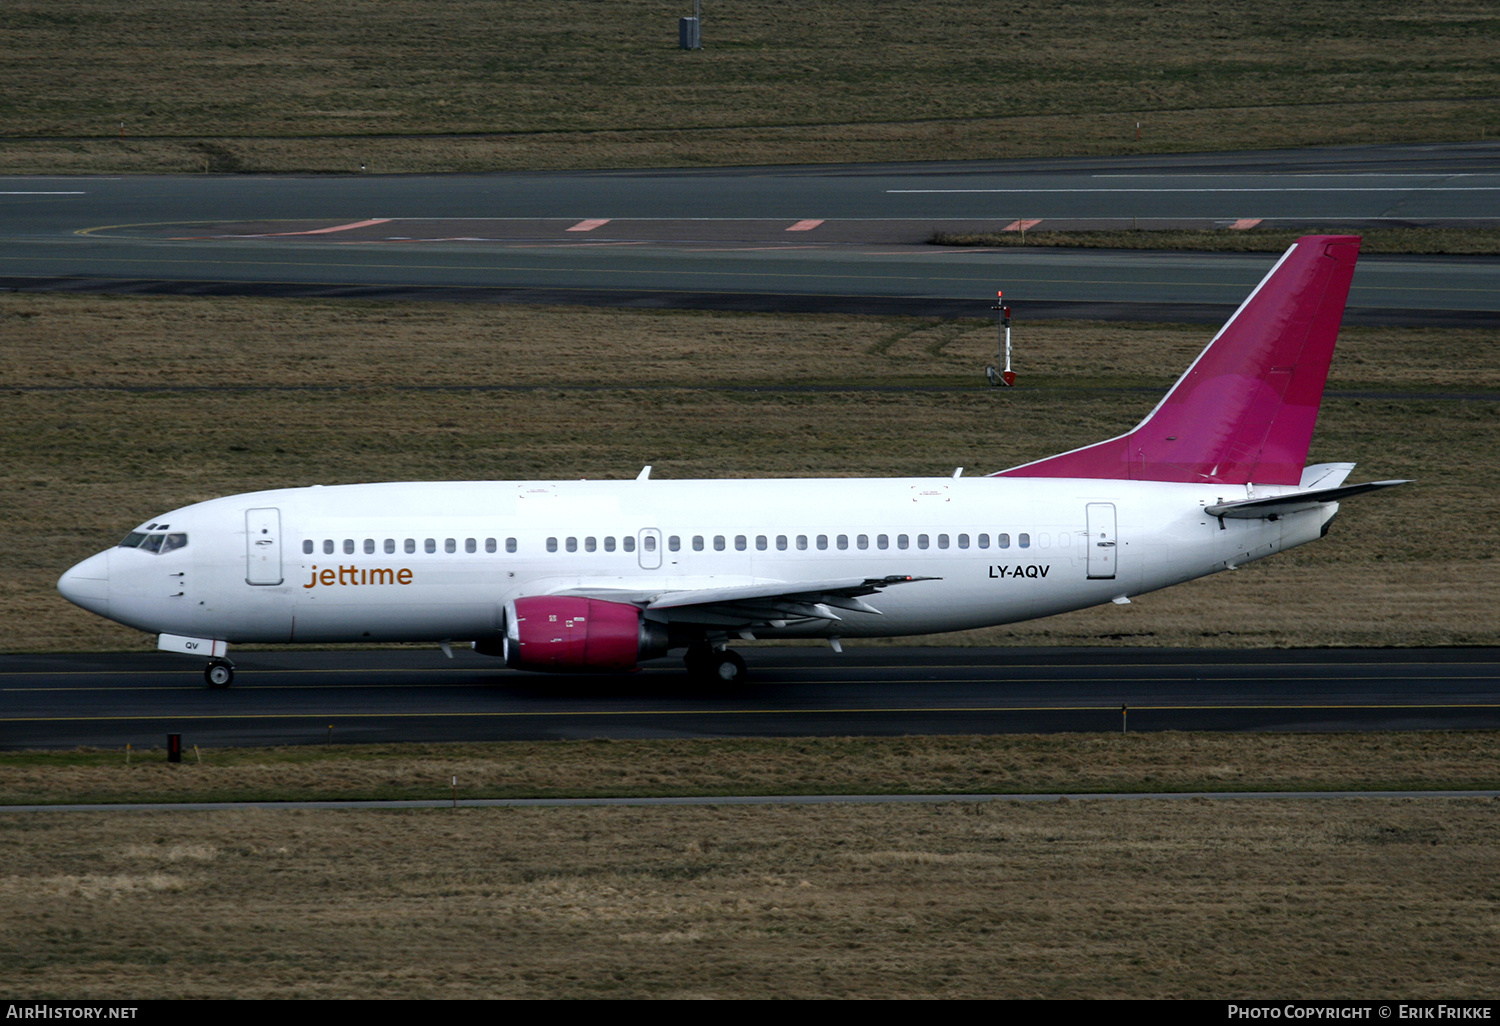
[2,1,1498,172]
[4,291,1497,653]
[4,733,1500,806]
[2,799,1498,998]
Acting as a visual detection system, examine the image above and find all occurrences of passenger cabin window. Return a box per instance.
[734,535,746,551]
[714,536,726,551]
[445,538,456,553]
[1019,533,1031,549]
[585,537,597,552]
[777,535,788,551]
[405,538,416,554]
[425,538,437,554]
[917,534,929,550]
[605,536,617,552]
[364,539,375,554]
[302,539,314,555]
[324,539,335,555]
[506,538,517,553]
[692,536,704,551]
[566,537,577,553]
[997,533,1010,549]
[857,534,869,550]
[343,539,355,555]
[623,536,636,552]
[466,538,477,553]
[386,539,396,554]
[669,536,681,551]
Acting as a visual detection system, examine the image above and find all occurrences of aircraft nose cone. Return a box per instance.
[58,550,111,618]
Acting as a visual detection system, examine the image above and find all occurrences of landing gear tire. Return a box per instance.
[684,646,747,683]
[708,650,746,683]
[205,659,235,689]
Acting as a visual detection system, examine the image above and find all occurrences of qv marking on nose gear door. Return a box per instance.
[245,507,283,585]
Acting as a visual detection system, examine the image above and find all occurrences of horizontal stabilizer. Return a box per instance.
[1205,480,1409,519]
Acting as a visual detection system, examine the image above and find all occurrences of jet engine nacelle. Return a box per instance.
[489,596,670,672]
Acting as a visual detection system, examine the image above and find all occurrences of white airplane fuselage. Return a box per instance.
[57,236,1398,686]
[62,475,1329,646]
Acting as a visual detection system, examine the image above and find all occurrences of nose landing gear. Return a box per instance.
[158,634,235,689]
[204,658,235,689]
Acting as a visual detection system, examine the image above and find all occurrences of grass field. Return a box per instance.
[2,1,1497,173]
[5,733,1500,805]
[5,730,1500,999]
[3,795,1498,998]
[6,290,1497,654]
[4,736,1500,1000]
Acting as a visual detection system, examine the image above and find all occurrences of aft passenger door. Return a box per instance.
[1086,502,1117,580]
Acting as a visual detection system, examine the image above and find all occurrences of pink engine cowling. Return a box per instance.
[499,596,669,672]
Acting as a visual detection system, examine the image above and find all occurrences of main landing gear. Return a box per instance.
[205,658,235,689]
[683,644,746,683]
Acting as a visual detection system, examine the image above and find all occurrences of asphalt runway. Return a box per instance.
[3,647,1497,750]
[3,143,1498,324]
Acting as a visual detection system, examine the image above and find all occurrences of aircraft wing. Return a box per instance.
[554,575,939,629]
[1205,480,1410,519]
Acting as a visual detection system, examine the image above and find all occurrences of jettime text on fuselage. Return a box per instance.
[303,565,414,588]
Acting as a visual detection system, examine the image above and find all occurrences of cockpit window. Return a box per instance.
[117,531,188,554]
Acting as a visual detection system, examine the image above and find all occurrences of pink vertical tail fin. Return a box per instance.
[994,235,1361,485]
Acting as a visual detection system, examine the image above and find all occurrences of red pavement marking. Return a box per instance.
[1002,219,1042,232]
[1230,218,1263,230]
[566,219,610,231]
[786,219,824,231]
